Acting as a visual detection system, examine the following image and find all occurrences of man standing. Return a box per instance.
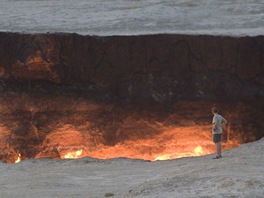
[212,107,227,159]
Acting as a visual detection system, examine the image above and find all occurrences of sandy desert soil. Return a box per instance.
[0,0,263,36]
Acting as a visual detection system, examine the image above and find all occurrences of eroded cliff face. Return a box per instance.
[0,32,263,163]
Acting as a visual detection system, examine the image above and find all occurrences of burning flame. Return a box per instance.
[154,154,171,161]
[34,125,241,162]
[154,146,209,161]
[63,149,83,159]
[194,146,203,155]
[15,154,21,163]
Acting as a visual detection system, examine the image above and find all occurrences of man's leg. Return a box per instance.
[216,142,222,157]
[213,134,222,159]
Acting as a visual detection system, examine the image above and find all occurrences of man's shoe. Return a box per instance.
[213,155,222,159]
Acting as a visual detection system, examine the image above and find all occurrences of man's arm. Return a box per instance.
[212,116,216,131]
[212,122,216,131]
[222,117,227,125]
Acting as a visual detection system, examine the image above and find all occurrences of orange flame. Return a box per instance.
[63,149,83,159]
[154,146,209,160]
[15,154,21,163]
[194,146,203,155]
[35,125,241,162]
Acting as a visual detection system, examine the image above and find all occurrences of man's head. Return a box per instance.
[212,107,218,114]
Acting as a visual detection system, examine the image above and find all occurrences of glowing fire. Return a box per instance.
[154,146,207,161]
[63,149,83,159]
[15,154,21,163]
[194,146,203,155]
[33,124,241,162]
[154,154,171,161]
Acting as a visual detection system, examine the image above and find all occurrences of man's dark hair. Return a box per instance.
[212,107,218,113]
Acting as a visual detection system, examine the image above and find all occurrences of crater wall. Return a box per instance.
[0,32,263,162]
